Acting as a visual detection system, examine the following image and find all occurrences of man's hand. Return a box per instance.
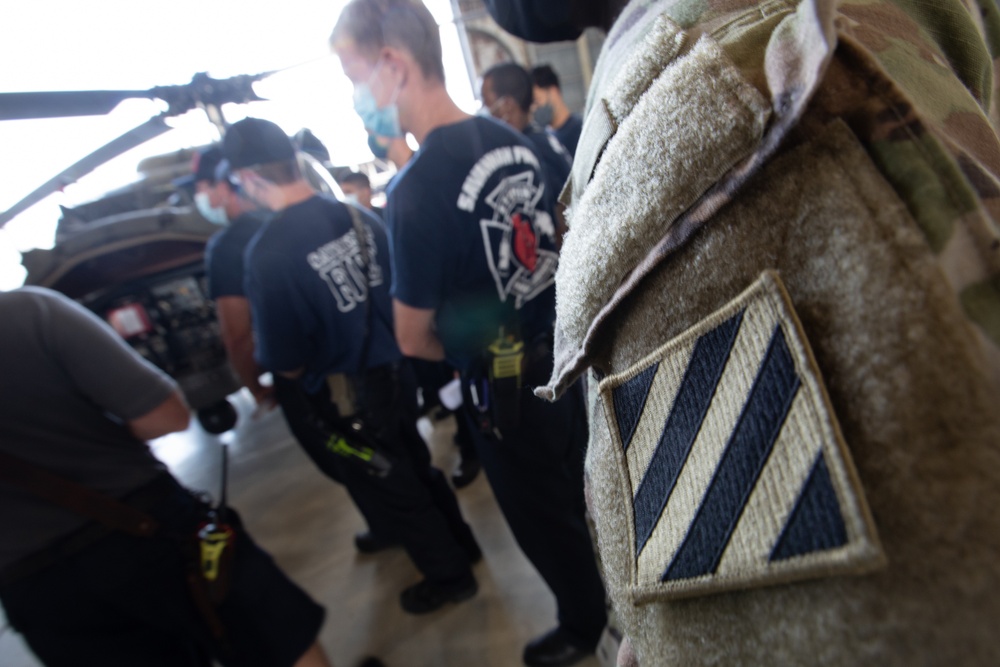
[249,383,278,419]
[251,383,278,411]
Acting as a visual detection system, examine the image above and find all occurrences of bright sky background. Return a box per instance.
[0,0,478,289]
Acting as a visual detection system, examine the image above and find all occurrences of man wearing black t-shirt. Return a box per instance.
[481,62,573,206]
[224,117,479,615]
[191,147,394,555]
[336,171,381,218]
[192,147,274,406]
[332,4,607,665]
[337,170,483,490]
[530,65,583,158]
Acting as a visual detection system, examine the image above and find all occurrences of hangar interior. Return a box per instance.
[0,2,612,666]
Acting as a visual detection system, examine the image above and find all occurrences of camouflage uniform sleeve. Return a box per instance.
[834,0,1000,356]
[545,0,1000,399]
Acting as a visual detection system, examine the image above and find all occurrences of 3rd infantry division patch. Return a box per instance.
[599,271,885,603]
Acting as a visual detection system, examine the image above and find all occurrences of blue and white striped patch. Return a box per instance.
[600,271,884,602]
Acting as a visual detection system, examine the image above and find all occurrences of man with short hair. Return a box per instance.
[0,286,330,667]
[226,116,480,614]
[192,147,274,406]
[332,3,608,665]
[336,170,379,214]
[190,146,392,555]
[482,62,572,202]
[530,65,582,157]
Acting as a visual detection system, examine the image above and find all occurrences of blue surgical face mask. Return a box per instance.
[533,103,554,127]
[194,191,228,225]
[353,60,403,138]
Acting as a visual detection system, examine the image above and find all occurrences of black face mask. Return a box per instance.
[482,0,583,43]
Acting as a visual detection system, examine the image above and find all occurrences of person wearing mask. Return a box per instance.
[482,62,573,202]
[191,147,275,407]
[226,117,481,614]
[191,146,394,556]
[337,170,380,216]
[530,64,583,158]
[0,286,330,667]
[331,3,608,665]
[485,0,1000,665]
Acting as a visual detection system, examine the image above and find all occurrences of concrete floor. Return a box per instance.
[0,390,610,667]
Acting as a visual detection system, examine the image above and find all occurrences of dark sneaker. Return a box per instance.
[354,531,398,554]
[451,456,482,489]
[523,628,592,667]
[400,575,478,614]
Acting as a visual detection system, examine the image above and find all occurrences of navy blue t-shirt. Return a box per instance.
[244,195,400,393]
[554,113,583,158]
[204,210,269,299]
[386,116,559,369]
[524,125,572,198]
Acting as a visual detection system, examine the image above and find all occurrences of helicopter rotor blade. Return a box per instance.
[0,66,302,227]
[0,70,275,122]
[0,90,155,121]
[0,115,172,229]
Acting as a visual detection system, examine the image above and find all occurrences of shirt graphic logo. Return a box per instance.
[307,227,383,313]
[512,212,538,271]
[599,272,884,603]
[479,171,557,307]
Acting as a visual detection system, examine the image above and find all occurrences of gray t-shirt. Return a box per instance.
[0,287,177,569]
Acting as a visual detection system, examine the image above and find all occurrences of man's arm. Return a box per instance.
[393,299,445,361]
[37,287,185,433]
[127,390,191,441]
[215,296,273,404]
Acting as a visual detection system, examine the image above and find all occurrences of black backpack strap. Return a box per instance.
[345,202,375,376]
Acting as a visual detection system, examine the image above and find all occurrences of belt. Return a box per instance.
[0,473,180,587]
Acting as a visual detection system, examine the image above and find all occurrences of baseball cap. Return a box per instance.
[174,146,225,188]
[222,117,296,169]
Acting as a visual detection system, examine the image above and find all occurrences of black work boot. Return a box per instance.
[399,575,478,614]
[354,531,398,554]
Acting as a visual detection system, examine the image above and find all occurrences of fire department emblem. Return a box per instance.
[480,171,557,308]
